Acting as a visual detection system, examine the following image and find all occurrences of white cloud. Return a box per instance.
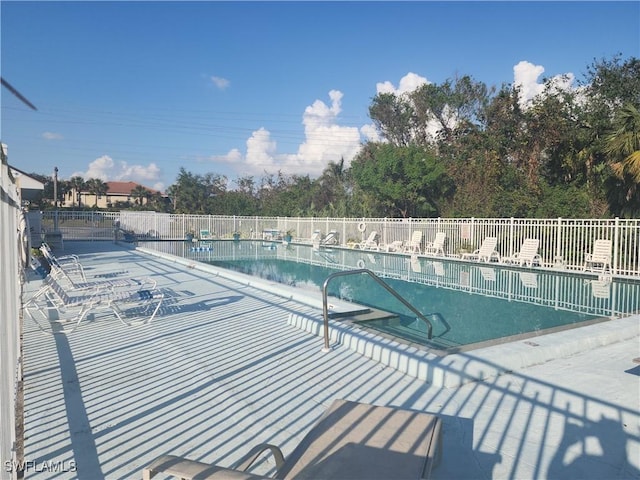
[72,155,163,190]
[246,128,277,168]
[291,90,361,175]
[211,76,230,90]
[208,90,365,179]
[42,132,63,140]
[514,60,575,108]
[360,124,382,143]
[376,72,429,95]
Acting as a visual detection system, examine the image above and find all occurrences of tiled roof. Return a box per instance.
[106,181,160,195]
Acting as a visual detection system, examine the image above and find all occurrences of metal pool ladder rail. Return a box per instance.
[321,269,434,352]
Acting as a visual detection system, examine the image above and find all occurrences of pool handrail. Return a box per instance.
[321,268,434,352]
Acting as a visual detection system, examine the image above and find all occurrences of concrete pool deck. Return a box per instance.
[20,242,640,479]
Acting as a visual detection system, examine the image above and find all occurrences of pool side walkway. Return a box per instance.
[20,242,640,479]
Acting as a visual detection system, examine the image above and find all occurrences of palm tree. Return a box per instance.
[68,176,85,207]
[85,178,109,208]
[131,185,150,206]
[606,104,640,216]
[607,104,640,182]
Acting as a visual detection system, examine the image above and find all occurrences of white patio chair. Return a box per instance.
[583,239,612,273]
[354,231,379,250]
[39,244,155,291]
[24,274,164,334]
[402,231,423,254]
[461,237,500,263]
[199,229,213,240]
[320,230,340,246]
[502,239,541,267]
[424,232,446,256]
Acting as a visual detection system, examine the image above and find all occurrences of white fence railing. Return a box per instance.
[36,211,640,277]
[1,152,22,480]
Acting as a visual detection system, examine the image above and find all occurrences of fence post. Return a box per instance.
[613,217,620,275]
[509,217,515,257]
[556,217,563,265]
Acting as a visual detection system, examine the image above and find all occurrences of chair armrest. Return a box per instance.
[235,443,285,472]
[143,455,270,480]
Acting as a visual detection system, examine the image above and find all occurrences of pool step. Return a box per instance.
[328,306,398,322]
[342,307,398,322]
[327,306,372,319]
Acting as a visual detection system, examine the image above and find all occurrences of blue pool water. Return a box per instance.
[144,240,640,351]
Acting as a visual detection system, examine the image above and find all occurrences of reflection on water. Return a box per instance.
[141,240,640,348]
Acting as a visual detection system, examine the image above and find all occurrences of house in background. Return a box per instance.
[8,164,45,206]
[63,181,165,209]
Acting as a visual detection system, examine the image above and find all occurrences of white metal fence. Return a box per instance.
[1,151,22,480]
[36,211,640,277]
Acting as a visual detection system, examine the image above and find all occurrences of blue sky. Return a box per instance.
[2,1,639,192]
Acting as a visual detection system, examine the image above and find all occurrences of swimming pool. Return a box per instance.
[142,240,640,352]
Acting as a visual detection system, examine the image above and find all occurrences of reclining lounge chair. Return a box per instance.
[424,232,446,256]
[354,231,379,251]
[143,399,442,480]
[402,231,423,255]
[583,239,612,273]
[38,244,156,291]
[502,238,541,267]
[320,230,340,246]
[461,237,500,263]
[24,274,164,334]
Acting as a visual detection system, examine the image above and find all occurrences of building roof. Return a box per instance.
[105,181,161,196]
[9,165,45,201]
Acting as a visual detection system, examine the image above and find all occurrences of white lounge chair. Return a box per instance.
[39,244,154,291]
[461,237,500,263]
[583,239,612,273]
[24,274,164,333]
[424,232,446,256]
[354,231,379,250]
[503,239,541,267]
[143,399,442,480]
[39,243,87,280]
[403,231,423,254]
[320,230,340,246]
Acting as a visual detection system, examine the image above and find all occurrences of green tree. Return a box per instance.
[368,93,417,147]
[67,175,86,208]
[166,168,227,214]
[410,75,491,147]
[131,185,150,207]
[350,143,453,218]
[577,55,640,209]
[85,178,108,208]
[147,191,171,213]
[605,104,640,216]
[607,104,640,182]
[313,158,352,216]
